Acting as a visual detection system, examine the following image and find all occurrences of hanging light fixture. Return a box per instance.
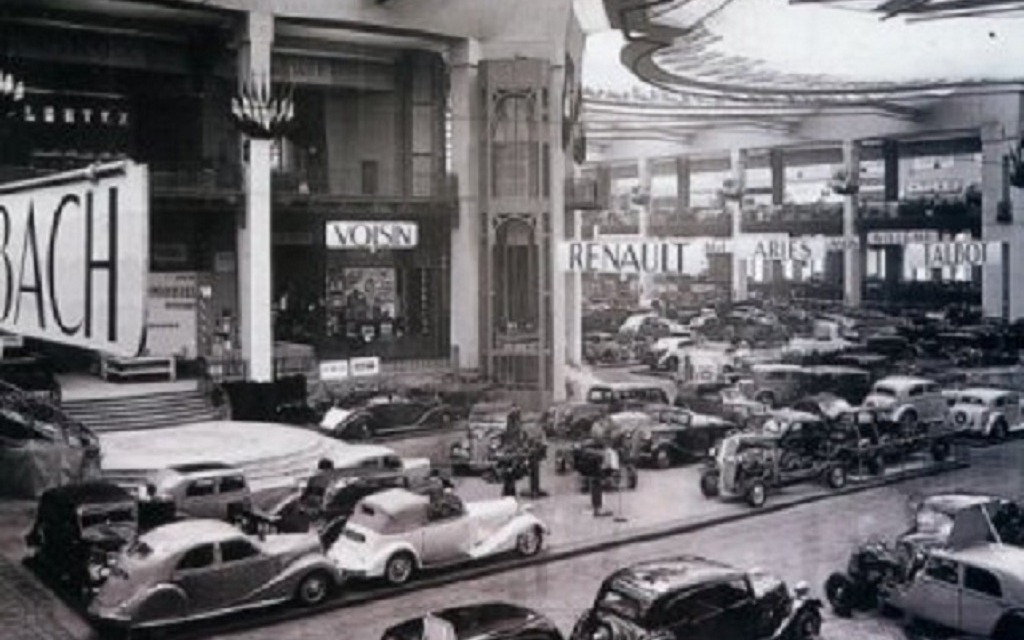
[228,74,295,140]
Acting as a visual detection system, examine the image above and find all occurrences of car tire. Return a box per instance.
[654,448,672,470]
[699,471,719,498]
[295,570,332,607]
[994,613,1024,640]
[664,356,679,372]
[384,552,416,586]
[746,481,767,508]
[826,465,847,490]
[898,410,918,432]
[825,573,854,617]
[931,440,951,462]
[515,526,544,557]
[755,391,775,408]
[791,607,822,640]
[991,419,1009,443]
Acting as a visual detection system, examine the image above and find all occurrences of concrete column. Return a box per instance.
[637,158,654,308]
[981,121,1022,320]
[882,139,899,202]
[568,206,583,367]
[449,40,482,371]
[237,11,274,381]
[769,149,785,206]
[842,140,862,307]
[728,149,748,301]
[550,61,569,403]
[676,156,691,211]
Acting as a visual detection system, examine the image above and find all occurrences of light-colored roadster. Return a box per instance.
[327,488,548,585]
[87,519,341,628]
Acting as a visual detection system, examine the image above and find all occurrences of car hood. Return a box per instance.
[465,497,519,527]
[863,394,897,410]
[81,523,136,550]
[260,532,323,559]
[320,407,354,430]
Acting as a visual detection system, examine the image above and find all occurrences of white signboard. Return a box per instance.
[867,230,940,246]
[560,240,710,275]
[146,272,198,359]
[0,162,149,356]
[326,221,418,250]
[905,241,1003,269]
[319,359,350,381]
[350,356,381,377]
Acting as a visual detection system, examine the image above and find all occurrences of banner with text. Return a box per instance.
[146,272,198,359]
[904,241,1003,269]
[0,162,149,356]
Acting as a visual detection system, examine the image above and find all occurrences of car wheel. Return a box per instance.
[746,481,767,508]
[664,356,679,372]
[295,570,332,606]
[654,448,672,470]
[931,440,951,462]
[826,465,847,490]
[898,410,918,432]
[384,552,416,586]
[792,607,822,640]
[994,613,1024,640]
[515,526,544,557]
[755,391,775,408]
[991,419,1009,443]
[699,471,719,498]
[825,573,854,617]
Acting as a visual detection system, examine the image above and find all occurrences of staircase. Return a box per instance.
[62,388,227,433]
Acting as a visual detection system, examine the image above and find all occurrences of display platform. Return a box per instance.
[98,421,347,492]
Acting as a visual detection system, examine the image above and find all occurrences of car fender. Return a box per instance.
[769,596,822,640]
[130,583,190,625]
[471,513,548,558]
[985,411,1007,435]
[369,541,422,574]
[891,404,916,423]
[251,555,342,600]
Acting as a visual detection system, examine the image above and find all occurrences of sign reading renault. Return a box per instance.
[326,221,418,250]
[0,162,148,356]
[560,240,709,275]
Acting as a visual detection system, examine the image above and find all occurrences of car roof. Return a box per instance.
[330,443,400,465]
[805,366,869,375]
[359,488,429,516]
[139,519,247,553]
[430,602,551,638]
[751,363,804,373]
[40,481,135,507]
[589,382,668,392]
[936,543,1024,579]
[958,388,1014,401]
[875,376,935,387]
[769,408,821,422]
[167,462,237,475]
[610,556,747,597]
[921,493,1001,514]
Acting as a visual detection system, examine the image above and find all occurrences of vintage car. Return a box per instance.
[319,395,456,440]
[450,402,532,475]
[569,555,822,640]
[635,404,734,469]
[645,334,697,371]
[87,519,340,629]
[585,383,670,413]
[949,387,1023,441]
[558,412,641,492]
[381,603,564,640]
[738,363,806,408]
[877,544,1024,640]
[0,354,62,404]
[829,352,890,382]
[142,462,252,522]
[584,332,628,364]
[863,375,949,428]
[540,401,608,440]
[327,488,548,585]
[26,481,139,595]
[699,409,848,507]
[802,365,872,406]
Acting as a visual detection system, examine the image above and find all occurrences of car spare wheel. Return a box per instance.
[384,552,416,586]
[826,465,847,489]
[824,573,854,617]
[746,481,767,508]
[699,471,719,498]
[515,527,543,557]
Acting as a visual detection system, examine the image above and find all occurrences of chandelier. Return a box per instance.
[0,70,24,120]
[229,75,294,140]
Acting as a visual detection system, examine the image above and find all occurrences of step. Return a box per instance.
[68,402,216,420]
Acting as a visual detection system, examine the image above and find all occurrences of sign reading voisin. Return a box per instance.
[0,162,149,356]
[326,221,418,250]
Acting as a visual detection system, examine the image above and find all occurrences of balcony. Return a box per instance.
[857,198,981,234]
[741,203,844,236]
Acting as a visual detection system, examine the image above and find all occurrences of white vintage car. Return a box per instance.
[863,376,948,427]
[327,488,548,585]
[948,387,1023,441]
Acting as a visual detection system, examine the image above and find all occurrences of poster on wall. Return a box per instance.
[0,161,149,356]
[337,267,398,320]
[146,272,198,359]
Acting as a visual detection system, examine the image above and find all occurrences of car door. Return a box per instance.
[171,543,225,613]
[660,588,718,640]
[181,478,221,519]
[702,580,757,639]
[420,503,471,565]
[214,538,278,606]
[1007,393,1021,427]
[924,383,946,422]
[959,564,1007,637]
[905,555,961,630]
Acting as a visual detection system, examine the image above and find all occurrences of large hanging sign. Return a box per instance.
[0,162,149,356]
[326,221,418,250]
[867,230,940,246]
[734,234,856,264]
[559,240,710,275]
[905,241,1003,269]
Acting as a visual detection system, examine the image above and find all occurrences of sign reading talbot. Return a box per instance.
[0,162,149,356]
[326,221,418,250]
[905,240,1003,268]
[561,241,708,275]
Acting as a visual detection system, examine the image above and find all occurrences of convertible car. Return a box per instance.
[327,488,548,585]
[87,519,341,629]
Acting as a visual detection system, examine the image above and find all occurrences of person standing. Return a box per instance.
[592,439,618,517]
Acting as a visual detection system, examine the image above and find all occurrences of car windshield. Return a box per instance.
[597,586,648,623]
[915,505,956,538]
[79,507,135,529]
[871,386,897,397]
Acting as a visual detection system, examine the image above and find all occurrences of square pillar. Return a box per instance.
[637,158,653,307]
[981,121,1022,320]
[882,139,899,202]
[728,149,748,302]
[237,11,274,382]
[842,140,862,307]
[769,149,785,206]
[676,156,691,212]
[550,60,569,402]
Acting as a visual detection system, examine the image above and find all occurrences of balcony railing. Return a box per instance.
[742,203,844,235]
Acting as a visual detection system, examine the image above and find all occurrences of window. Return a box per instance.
[698,580,751,610]
[908,386,924,398]
[220,539,260,563]
[176,544,215,571]
[185,478,217,497]
[964,566,1002,598]
[923,557,959,584]
[361,160,379,195]
[382,455,403,470]
[925,384,940,394]
[220,476,247,493]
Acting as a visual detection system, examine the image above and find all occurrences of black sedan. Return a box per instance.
[383,602,563,640]
[319,396,456,440]
[570,556,821,640]
[635,405,735,469]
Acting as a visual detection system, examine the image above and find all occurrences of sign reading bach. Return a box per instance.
[326,221,418,250]
[0,162,149,356]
